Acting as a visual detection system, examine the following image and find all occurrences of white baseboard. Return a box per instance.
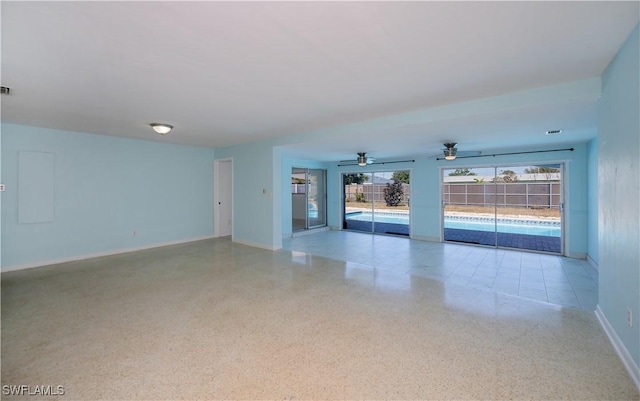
[1,236,215,273]
[595,305,640,391]
[587,253,599,271]
[410,235,440,242]
[233,238,280,251]
[566,251,587,259]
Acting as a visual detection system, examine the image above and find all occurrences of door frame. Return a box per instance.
[214,158,233,238]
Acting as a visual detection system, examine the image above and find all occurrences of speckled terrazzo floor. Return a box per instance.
[2,237,638,400]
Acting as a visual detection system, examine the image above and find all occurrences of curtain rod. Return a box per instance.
[338,159,415,167]
[436,147,574,161]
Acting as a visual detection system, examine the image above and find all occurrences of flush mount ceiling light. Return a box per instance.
[150,123,173,135]
[443,143,458,160]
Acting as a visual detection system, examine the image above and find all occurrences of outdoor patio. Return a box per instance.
[445,228,561,253]
[345,220,410,236]
[344,221,561,253]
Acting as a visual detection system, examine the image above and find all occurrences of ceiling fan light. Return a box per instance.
[443,148,457,160]
[150,123,173,135]
[357,152,367,166]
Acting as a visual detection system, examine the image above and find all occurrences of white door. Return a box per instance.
[215,159,233,237]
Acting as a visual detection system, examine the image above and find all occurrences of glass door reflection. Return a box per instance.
[292,167,326,232]
[307,169,326,229]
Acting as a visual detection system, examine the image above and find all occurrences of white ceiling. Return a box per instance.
[2,2,638,161]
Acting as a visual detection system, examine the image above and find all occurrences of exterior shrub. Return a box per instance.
[384,182,404,206]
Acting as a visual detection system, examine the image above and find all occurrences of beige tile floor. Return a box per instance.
[285,230,599,311]
[2,237,637,400]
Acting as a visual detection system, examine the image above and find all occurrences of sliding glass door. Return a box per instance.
[442,167,497,246]
[307,168,326,228]
[343,171,410,236]
[495,165,563,253]
[442,164,563,254]
[343,172,374,233]
[291,167,326,231]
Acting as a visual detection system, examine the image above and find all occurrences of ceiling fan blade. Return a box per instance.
[456,150,482,157]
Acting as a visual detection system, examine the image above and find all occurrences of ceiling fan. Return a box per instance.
[340,152,376,166]
[432,143,481,160]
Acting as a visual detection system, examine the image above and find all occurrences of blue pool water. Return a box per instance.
[346,212,560,237]
[347,213,408,225]
[445,219,560,237]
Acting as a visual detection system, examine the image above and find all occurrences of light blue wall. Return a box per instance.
[327,145,590,257]
[597,24,640,369]
[215,141,281,249]
[215,143,332,249]
[586,138,599,265]
[1,124,216,269]
[231,78,600,252]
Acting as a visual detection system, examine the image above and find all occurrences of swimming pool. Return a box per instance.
[346,212,560,237]
[347,212,409,225]
[446,219,560,237]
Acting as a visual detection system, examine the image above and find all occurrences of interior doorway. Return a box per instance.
[214,159,233,237]
[442,164,563,254]
[342,170,410,236]
[291,167,327,231]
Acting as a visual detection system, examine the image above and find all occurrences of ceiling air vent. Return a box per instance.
[545,129,563,135]
[1,86,11,95]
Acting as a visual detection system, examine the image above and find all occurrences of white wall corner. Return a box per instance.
[595,305,640,391]
[587,253,599,271]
